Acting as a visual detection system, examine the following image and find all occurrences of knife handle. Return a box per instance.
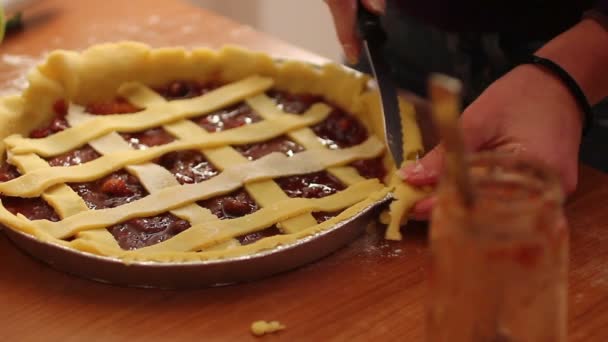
[356,0,387,43]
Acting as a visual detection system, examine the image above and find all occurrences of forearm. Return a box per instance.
[536,17,608,105]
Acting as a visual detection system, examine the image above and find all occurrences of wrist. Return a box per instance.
[536,18,608,105]
[520,55,593,135]
[511,63,584,134]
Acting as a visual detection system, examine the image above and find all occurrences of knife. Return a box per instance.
[356,2,405,167]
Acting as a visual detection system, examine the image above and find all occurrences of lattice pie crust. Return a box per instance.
[0,42,427,262]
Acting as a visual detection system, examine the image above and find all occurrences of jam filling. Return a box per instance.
[0,81,386,249]
[276,171,345,199]
[85,98,143,115]
[193,102,262,133]
[121,128,175,150]
[275,171,346,224]
[267,90,322,114]
[236,226,282,246]
[267,90,368,149]
[154,80,218,100]
[197,189,258,220]
[29,99,70,139]
[0,163,60,221]
[268,90,385,180]
[71,170,148,210]
[352,156,387,181]
[234,136,304,161]
[154,80,264,134]
[158,150,219,185]
[109,213,191,250]
[47,145,101,167]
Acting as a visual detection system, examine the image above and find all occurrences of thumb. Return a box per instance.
[398,145,444,187]
[399,102,491,187]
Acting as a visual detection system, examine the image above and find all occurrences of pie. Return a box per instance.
[0,42,426,262]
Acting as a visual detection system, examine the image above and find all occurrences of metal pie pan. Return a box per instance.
[3,194,391,288]
[1,61,407,289]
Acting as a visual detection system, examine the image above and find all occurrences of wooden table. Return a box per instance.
[1,1,608,340]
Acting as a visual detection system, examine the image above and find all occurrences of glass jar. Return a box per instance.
[427,152,569,342]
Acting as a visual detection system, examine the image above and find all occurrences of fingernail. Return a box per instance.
[343,44,359,65]
[347,54,358,65]
[367,0,386,13]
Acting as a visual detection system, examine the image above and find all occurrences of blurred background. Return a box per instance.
[190,0,343,61]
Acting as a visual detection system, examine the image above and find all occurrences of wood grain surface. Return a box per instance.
[1,1,608,340]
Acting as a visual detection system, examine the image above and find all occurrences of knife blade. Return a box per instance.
[357,2,405,167]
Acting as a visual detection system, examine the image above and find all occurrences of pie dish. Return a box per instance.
[0,42,426,264]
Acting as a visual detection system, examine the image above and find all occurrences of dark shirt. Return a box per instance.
[371,1,608,172]
[394,0,601,39]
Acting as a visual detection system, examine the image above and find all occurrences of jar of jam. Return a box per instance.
[427,152,568,341]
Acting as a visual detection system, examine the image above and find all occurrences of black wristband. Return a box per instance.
[521,55,594,136]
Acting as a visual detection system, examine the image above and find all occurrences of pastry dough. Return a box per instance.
[0,42,425,262]
[250,320,286,336]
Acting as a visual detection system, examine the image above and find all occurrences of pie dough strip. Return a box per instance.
[256,109,370,231]
[384,97,427,240]
[86,132,219,223]
[0,43,427,262]
[91,91,379,236]
[21,138,384,238]
[127,164,219,223]
[66,111,231,246]
[66,108,219,223]
[385,175,429,240]
[162,118,319,233]
[136,179,386,253]
[7,151,121,249]
[245,94,368,233]
[1,109,331,197]
[150,90,332,233]
[69,85,330,239]
[69,182,391,262]
[5,76,274,156]
[246,94,369,186]
[8,153,91,219]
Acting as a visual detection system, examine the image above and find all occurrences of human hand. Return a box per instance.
[400,64,584,220]
[324,0,386,63]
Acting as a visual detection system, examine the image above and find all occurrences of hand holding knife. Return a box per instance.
[356,2,462,170]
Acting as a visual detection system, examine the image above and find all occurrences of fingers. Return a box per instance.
[399,103,492,219]
[324,0,361,63]
[399,146,443,186]
[324,0,386,63]
[399,99,491,183]
[362,0,386,13]
[397,147,442,222]
[409,196,436,221]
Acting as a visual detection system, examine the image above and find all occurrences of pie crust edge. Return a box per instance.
[0,42,427,262]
